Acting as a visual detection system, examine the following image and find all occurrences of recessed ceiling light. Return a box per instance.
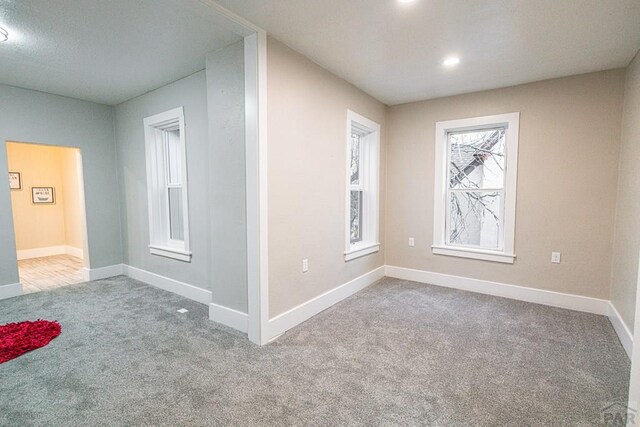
[443,56,460,67]
[0,27,8,42]
[398,0,416,3]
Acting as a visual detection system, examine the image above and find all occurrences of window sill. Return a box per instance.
[432,245,515,264]
[345,242,380,261]
[149,245,192,263]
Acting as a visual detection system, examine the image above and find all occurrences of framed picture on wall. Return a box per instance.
[32,187,55,204]
[9,172,21,190]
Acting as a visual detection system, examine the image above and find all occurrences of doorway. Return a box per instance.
[6,141,89,293]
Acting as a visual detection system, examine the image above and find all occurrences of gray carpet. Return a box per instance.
[0,276,630,426]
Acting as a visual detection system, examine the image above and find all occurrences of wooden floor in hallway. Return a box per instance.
[18,255,85,294]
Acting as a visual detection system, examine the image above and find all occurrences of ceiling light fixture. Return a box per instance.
[0,27,8,42]
[398,0,416,3]
[443,56,460,67]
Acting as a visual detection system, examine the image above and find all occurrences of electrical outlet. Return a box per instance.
[551,252,561,264]
[409,237,415,247]
[302,258,309,273]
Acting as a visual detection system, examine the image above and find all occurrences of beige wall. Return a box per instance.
[7,142,84,253]
[611,51,640,333]
[386,70,625,300]
[60,149,85,250]
[267,38,388,317]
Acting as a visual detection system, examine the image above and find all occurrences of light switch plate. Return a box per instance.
[409,237,415,247]
[302,258,309,273]
[551,252,561,264]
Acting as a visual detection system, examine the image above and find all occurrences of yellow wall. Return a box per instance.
[60,149,85,250]
[7,142,84,254]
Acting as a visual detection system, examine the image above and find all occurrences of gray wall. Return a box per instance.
[0,84,122,286]
[206,41,247,313]
[115,47,248,313]
[611,50,640,333]
[115,71,211,291]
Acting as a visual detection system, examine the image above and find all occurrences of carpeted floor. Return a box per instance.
[0,276,630,426]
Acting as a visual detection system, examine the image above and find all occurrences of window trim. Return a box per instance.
[344,110,381,261]
[432,112,520,264]
[143,106,192,262]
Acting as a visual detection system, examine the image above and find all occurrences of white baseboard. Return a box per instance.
[124,265,212,305]
[209,303,248,333]
[267,265,386,341]
[79,264,212,306]
[83,264,124,281]
[17,245,83,260]
[608,302,633,358]
[385,265,610,316]
[17,245,66,260]
[65,246,84,259]
[0,283,22,301]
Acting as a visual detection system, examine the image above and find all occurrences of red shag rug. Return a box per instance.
[0,320,61,364]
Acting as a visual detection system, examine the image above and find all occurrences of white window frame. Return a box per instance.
[432,112,519,264]
[344,110,380,261]
[143,107,192,262]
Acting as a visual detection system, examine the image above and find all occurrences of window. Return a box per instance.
[143,107,191,262]
[345,110,380,261]
[432,112,519,263]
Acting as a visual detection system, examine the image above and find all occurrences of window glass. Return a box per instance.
[448,191,501,248]
[166,129,181,185]
[168,187,184,241]
[350,190,363,243]
[350,133,361,186]
[448,128,505,189]
[446,127,506,250]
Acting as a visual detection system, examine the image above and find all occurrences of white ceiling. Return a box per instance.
[0,0,242,105]
[217,0,640,105]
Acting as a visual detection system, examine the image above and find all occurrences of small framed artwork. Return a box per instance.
[32,187,55,204]
[9,172,21,190]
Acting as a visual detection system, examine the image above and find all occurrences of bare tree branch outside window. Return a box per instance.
[350,133,363,243]
[447,128,506,248]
